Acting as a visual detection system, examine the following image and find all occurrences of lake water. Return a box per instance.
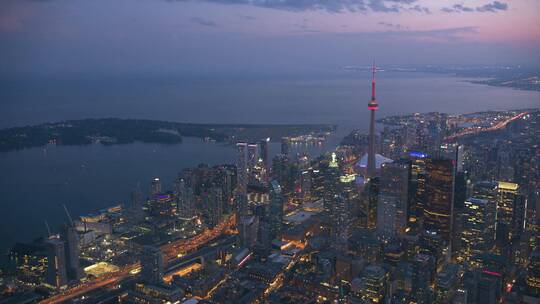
[0,71,539,252]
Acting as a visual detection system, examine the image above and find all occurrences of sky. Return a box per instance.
[0,0,539,77]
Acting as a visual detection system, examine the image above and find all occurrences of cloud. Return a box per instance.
[189,17,217,27]
[476,1,508,12]
[409,5,431,14]
[441,1,508,13]
[451,4,474,12]
[171,0,429,13]
[368,0,399,12]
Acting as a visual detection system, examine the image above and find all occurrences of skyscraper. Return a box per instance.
[280,137,290,156]
[44,238,68,289]
[236,143,248,196]
[352,265,390,303]
[130,187,144,221]
[323,153,342,229]
[377,161,410,239]
[260,138,270,181]
[423,158,455,244]
[434,263,460,303]
[461,198,496,263]
[367,63,378,178]
[238,215,259,248]
[175,178,196,219]
[247,143,259,174]
[496,181,525,246]
[150,177,162,198]
[331,195,349,247]
[525,250,540,299]
[411,253,435,304]
[268,180,284,241]
[477,274,499,304]
[203,187,223,228]
[236,142,249,217]
[472,181,498,204]
[410,152,428,223]
[140,246,164,285]
[60,225,82,281]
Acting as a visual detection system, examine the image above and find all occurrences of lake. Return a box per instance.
[0,71,539,252]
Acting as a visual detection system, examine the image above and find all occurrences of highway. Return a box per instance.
[161,214,236,264]
[39,214,236,304]
[39,263,139,304]
[445,111,528,142]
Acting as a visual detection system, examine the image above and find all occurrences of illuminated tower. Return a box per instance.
[423,158,455,244]
[367,63,378,178]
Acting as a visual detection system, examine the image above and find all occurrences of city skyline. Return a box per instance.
[0,1,539,303]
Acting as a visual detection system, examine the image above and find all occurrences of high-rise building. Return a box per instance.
[260,138,270,181]
[150,177,162,198]
[323,153,340,210]
[238,215,259,248]
[331,195,349,248]
[409,152,428,224]
[352,264,389,303]
[323,152,348,242]
[525,250,540,299]
[496,181,525,247]
[477,274,499,304]
[60,225,82,281]
[376,196,398,241]
[212,165,235,214]
[300,169,312,202]
[130,187,144,221]
[175,178,196,219]
[280,137,290,156]
[44,238,68,289]
[461,270,479,304]
[411,253,435,304]
[236,143,248,196]
[423,158,455,244]
[472,181,498,203]
[376,161,410,239]
[364,177,380,230]
[236,143,249,218]
[272,154,290,194]
[461,197,496,264]
[253,203,271,255]
[140,246,164,285]
[203,187,223,228]
[268,181,284,241]
[247,143,259,178]
[366,63,379,178]
[434,263,460,303]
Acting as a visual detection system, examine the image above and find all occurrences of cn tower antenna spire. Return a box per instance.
[371,61,376,101]
[366,60,378,178]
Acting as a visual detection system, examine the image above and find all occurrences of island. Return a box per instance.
[0,118,336,152]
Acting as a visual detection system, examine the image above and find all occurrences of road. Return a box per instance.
[445,111,528,142]
[39,263,139,304]
[39,214,236,304]
[160,214,236,264]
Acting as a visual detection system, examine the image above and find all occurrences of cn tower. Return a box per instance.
[367,63,378,178]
